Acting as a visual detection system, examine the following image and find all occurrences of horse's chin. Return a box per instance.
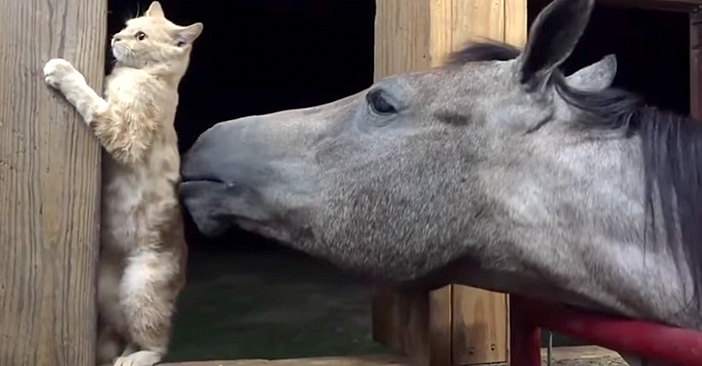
[181,179,291,242]
[234,218,294,244]
[180,180,235,237]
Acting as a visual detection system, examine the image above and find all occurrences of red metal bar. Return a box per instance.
[510,296,542,366]
[511,296,702,366]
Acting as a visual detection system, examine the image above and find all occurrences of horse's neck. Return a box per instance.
[499,132,698,329]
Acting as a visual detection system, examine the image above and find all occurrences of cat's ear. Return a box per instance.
[146,1,165,18]
[175,23,203,46]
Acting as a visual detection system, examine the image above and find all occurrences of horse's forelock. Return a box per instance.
[444,41,521,66]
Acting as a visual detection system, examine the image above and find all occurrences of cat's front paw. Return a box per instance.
[43,58,79,89]
[113,351,162,366]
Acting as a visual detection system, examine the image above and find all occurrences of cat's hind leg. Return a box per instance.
[115,250,182,366]
[96,324,124,366]
[97,254,128,366]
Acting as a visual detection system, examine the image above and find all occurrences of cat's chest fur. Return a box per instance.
[100,67,182,253]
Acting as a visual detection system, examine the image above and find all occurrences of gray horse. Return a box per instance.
[181,0,702,348]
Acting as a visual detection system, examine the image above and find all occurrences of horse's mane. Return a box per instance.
[448,41,702,309]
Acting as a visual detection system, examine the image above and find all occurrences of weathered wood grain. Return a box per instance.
[451,287,510,365]
[371,288,452,366]
[161,354,409,366]
[506,0,528,47]
[373,3,454,364]
[157,346,626,366]
[0,0,105,365]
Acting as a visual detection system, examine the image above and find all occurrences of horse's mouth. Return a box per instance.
[181,172,228,186]
[180,178,238,237]
[181,174,273,238]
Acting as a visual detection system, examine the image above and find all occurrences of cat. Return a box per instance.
[43,2,202,365]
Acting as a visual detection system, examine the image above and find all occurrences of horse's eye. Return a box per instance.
[135,31,147,41]
[367,90,397,115]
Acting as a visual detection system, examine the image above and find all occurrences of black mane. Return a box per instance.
[450,41,702,309]
[445,41,521,65]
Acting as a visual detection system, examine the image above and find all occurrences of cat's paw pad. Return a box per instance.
[43,58,77,88]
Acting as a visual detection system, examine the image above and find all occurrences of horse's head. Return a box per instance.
[181,0,633,282]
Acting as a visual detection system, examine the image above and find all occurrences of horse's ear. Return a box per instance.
[518,0,595,91]
[565,54,617,92]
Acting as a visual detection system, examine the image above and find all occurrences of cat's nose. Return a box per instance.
[111,37,122,46]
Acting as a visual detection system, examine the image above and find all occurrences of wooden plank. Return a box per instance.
[448,5,524,366]
[428,287,453,366]
[0,0,105,365]
[451,288,510,365]
[505,0,528,47]
[372,1,524,365]
[540,346,626,366]
[371,287,452,366]
[158,346,625,366]
[373,3,452,365]
[373,0,432,79]
[428,0,506,66]
[691,9,702,119]
[374,0,525,73]
[161,355,409,366]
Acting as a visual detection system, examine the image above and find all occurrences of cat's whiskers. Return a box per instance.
[112,44,137,66]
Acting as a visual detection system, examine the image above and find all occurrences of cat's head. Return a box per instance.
[111,1,203,73]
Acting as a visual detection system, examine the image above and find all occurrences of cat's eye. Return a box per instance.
[135,31,147,41]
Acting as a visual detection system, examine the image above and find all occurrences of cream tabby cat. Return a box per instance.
[43,2,202,365]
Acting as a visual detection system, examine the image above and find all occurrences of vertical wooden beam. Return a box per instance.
[690,7,702,120]
[373,4,452,363]
[451,288,510,365]
[0,0,105,365]
[372,288,453,366]
[505,0,529,47]
[372,1,526,365]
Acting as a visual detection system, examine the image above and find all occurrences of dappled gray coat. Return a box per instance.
[181,0,702,359]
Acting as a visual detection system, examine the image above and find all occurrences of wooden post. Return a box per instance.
[372,1,526,365]
[0,0,105,365]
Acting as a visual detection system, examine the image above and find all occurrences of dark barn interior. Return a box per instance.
[529,1,691,115]
[106,0,692,362]
[108,0,381,362]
